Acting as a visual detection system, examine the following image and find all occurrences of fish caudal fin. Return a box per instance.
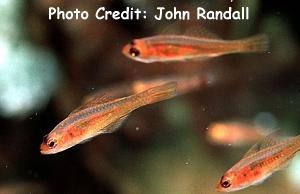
[142,82,177,105]
[238,34,270,53]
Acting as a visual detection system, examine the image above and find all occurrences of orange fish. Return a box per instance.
[122,34,269,63]
[84,73,212,103]
[131,74,210,95]
[206,121,266,146]
[216,131,300,192]
[40,82,177,154]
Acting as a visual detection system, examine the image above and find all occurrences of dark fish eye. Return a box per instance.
[130,40,135,45]
[129,47,140,57]
[220,176,231,188]
[47,138,57,149]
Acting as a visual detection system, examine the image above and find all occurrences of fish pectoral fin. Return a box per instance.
[243,130,285,158]
[69,94,113,116]
[100,114,129,134]
[79,114,130,144]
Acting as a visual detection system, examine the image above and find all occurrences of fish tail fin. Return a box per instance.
[237,34,270,53]
[141,82,177,105]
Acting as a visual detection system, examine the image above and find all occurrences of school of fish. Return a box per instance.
[39,24,282,193]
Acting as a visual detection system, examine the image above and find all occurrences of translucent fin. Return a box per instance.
[252,172,272,186]
[70,95,112,116]
[295,134,300,141]
[100,114,129,134]
[159,21,220,39]
[158,21,187,35]
[83,82,131,104]
[237,34,269,53]
[141,82,177,105]
[185,24,221,39]
[276,154,294,170]
[80,137,93,144]
[243,130,283,158]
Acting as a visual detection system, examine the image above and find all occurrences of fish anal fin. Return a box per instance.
[100,114,129,134]
[80,137,93,144]
[243,130,284,158]
[275,153,295,171]
[252,172,272,186]
[69,94,112,116]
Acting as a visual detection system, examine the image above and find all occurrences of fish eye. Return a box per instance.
[220,176,232,188]
[46,138,57,149]
[129,47,140,57]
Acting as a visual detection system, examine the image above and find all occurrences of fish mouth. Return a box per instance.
[215,183,223,192]
[40,143,51,155]
[216,187,225,192]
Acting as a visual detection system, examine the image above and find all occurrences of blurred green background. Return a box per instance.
[0,0,299,193]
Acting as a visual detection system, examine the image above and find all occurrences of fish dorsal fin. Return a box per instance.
[185,24,221,39]
[158,21,221,39]
[100,114,129,134]
[69,94,112,116]
[158,21,187,35]
[242,130,283,158]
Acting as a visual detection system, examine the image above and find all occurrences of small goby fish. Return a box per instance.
[122,34,269,63]
[131,73,210,96]
[216,131,300,192]
[206,121,265,146]
[83,73,212,103]
[40,82,177,154]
